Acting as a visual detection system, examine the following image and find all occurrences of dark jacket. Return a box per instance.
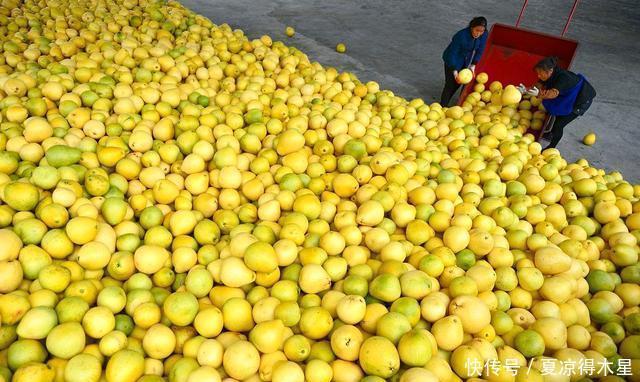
[541,67,596,108]
[442,27,487,70]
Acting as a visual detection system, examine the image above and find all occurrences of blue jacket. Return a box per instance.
[442,27,487,70]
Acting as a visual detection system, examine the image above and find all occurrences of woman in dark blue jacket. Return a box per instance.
[440,17,488,106]
[525,56,596,150]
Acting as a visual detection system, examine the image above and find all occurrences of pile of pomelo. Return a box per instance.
[0,0,638,381]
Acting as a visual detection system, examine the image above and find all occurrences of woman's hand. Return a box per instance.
[539,88,559,99]
[453,70,460,83]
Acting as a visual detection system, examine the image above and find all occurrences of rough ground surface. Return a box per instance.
[180,0,640,182]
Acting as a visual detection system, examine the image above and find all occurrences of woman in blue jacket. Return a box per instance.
[440,17,488,106]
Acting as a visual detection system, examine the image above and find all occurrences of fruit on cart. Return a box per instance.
[502,84,523,105]
[336,43,347,53]
[476,72,489,84]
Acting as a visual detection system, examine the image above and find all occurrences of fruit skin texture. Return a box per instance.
[65,354,102,382]
[45,145,82,167]
[514,329,546,357]
[143,324,177,359]
[16,306,57,339]
[431,315,464,351]
[397,329,432,367]
[223,341,260,380]
[448,295,491,334]
[162,291,199,326]
[249,319,286,354]
[46,322,86,359]
[476,72,489,83]
[443,225,470,252]
[399,368,438,382]
[331,324,363,361]
[534,246,572,275]
[358,336,400,378]
[0,260,23,293]
[2,182,40,211]
[369,273,401,302]
[531,317,568,351]
[502,84,523,105]
[11,362,55,382]
[105,349,145,382]
[0,229,22,261]
[450,345,484,378]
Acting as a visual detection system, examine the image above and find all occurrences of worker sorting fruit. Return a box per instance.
[518,56,597,149]
[440,16,488,106]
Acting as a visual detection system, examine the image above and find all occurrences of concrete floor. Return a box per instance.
[180,0,640,183]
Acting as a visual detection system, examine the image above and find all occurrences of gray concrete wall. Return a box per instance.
[179,0,640,182]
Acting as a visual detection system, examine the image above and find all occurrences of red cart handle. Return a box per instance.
[562,0,580,37]
[515,0,529,28]
[515,0,580,37]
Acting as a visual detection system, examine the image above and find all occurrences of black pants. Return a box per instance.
[440,64,461,106]
[544,98,593,149]
[545,114,578,149]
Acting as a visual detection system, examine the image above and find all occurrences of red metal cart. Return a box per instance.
[458,0,581,141]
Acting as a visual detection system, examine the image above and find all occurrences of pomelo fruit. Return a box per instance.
[457,68,473,84]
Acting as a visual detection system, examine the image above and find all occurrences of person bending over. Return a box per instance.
[519,56,596,150]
